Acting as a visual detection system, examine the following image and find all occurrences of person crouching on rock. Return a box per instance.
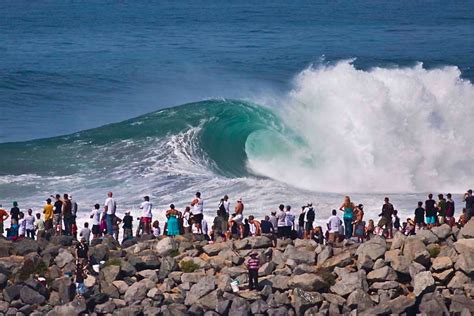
[246,252,260,291]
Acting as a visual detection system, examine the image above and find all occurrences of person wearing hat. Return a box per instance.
[0,204,9,236]
[246,252,260,291]
[76,235,90,267]
[230,198,245,239]
[10,201,20,225]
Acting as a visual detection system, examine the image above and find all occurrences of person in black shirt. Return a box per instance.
[52,194,63,235]
[76,237,89,266]
[377,197,394,238]
[414,201,425,229]
[446,193,455,226]
[122,211,133,241]
[425,193,437,228]
[464,189,474,221]
[10,201,20,225]
[260,215,276,247]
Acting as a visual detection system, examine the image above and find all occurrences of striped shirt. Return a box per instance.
[247,257,260,270]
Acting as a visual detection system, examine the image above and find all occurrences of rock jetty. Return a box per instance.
[0,220,473,315]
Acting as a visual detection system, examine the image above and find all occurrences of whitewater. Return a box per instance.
[1,61,473,228]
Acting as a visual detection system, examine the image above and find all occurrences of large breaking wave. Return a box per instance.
[1,61,473,206]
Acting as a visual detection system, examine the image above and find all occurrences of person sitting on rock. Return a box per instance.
[246,252,260,291]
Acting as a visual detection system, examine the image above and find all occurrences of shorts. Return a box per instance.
[233,214,243,225]
[0,222,3,234]
[76,282,86,295]
[92,225,100,235]
[438,216,445,225]
[426,216,436,225]
[328,232,338,242]
[193,213,203,226]
[377,217,392,228]
[141,217,152,224]
[53,214,62,226]
[45,219,53,230]
[305,222,313,232]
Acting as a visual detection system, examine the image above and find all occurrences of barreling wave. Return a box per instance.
[1,60,474,199]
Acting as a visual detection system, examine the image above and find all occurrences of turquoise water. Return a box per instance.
[1,1,474,225]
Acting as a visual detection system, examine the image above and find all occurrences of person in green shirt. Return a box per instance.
[437,194,447,225]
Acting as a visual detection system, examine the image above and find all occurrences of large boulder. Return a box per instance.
[413,271,435,296]
[184,276,216,306]
[155,238,178,257]
[431,224,452,240]
[458,219,474,239]
[416,229,439,244]
[203,242,231,256]
[390,232,406,250]
[367,266,397,282]
[290,288,323,315]
[288,273,329,291]
[47,299,87,316]
[54,249,74,268]
[432,256,453,271]
[419,293,449,315]
[447,271,471,290]
[454,252,474,275]
[356,236,387,261]
[346,288,373,311]
[284,246,316,265]
[3,284,22,302]
[453,239,474,254]
[249,236,273,249]
[20,286,45,305]
[13,238,40,256]
[402,236,426,261]
[390,255,411,274]
[51,276,74,304]
[101,265,120,283]
[124,279,155,304]
[330,271,368,297]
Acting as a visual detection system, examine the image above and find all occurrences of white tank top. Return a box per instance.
[193,198,203,215]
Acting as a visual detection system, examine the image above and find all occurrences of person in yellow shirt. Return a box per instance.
[43,198,54,234]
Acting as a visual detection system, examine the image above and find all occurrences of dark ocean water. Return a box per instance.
[1,1,474,226]
[2,0,473,142]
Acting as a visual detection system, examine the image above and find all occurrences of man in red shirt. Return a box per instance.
[0,205,9,236]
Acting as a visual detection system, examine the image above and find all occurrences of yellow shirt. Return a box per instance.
[43,204,53,221]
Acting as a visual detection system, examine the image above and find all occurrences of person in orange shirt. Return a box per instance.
[43,198,54,234]
[0,205,9,236]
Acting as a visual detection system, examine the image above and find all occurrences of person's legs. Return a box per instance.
[344,218,352,239]
[106,214,113,235]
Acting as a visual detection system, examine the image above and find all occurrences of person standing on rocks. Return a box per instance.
[0,205,9,236]
[35,212,45,240]
[463,189,474,221]
[43,198,54,235]
[377,197,394,239]
[25,208,36,239]
[425,193,437,229]
[276,204,287,239]
[445,193,455,226]
[139,195,152,235]
[166,204,180,237]
[304,203,315,240]
[285,205,295,239]
[90,204,101,239]
[62,193,73,236]
[191,192,204,234]
[339,196,355,239]
[327,209,342,245]
[230,198,245,239]
[437,194,447,225]
[104,192,117,236]
[246,252,260,291]
[52,194,63,235]
[414,201,425,230]
[122,211,133,241]
[10,201,20,225]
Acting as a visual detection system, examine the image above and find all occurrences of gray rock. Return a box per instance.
[284,246,316,265]
[112,280,129,294]
[432,256,453,271]
[448,271,471,289]
[124,279,155,304]
[321,251,353,269]
[291,288,323,315]
[370,281,400,290]
[419,292,449,316]
[267,306,290,316]
[52,276,74,304]
[184,276,216,306]
[95,301,116,314]
[233,239,249,250]
[251,299,269,314]
[159,256,177,280]
[101,265,120,283]
[346,288,373,311]
[20,286,45,305]
[409,261,426,281]
[355,236,387,261]
[417,229,439,244]
[13,238,40,256]
[249,236,273,249]
[413,271,435,296]
[450,294,474,313]
[356,255,374,271]
[228,296,250,315]
[0,301,8,313]
[155,238,178,257]
[413,249,431,267]
[433,269,454,283]
[455,252,474,275]
[47,299,87,316]
[3,285,22,302]
[258,262,275,276]
[390,232,406,250]
[161,303,188,316]
[138,269,159,282]
[54,249,74,268]
[431,224,452,240]
[293,264,318,275]
[453,239,474,254]
[384,249,400,263]
[330,270,368,297]
[390,255,411,274]
[402,236,425,261]
[322,293,345,306]
[317,246,332,265]
[181,272,206,284]
[288,273,328,291]
[384,295,416,314]
[458,218,474,239]
[367,266,397,282]
[264,275,290,291]
[372,258,386,269]
[203,242,230,256]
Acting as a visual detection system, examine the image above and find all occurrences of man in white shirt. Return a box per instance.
[327,209,342,245]
[285,205,295,239]
[139,196,153,235]
[223,195,230,216]
[276,204,287,239]
[90,204,101,239]
[104,192,116,236]
[191,192,204,234]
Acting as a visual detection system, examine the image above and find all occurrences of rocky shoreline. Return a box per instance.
[0,220,473,315]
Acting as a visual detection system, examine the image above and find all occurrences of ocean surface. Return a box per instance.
[1,1,474,227]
